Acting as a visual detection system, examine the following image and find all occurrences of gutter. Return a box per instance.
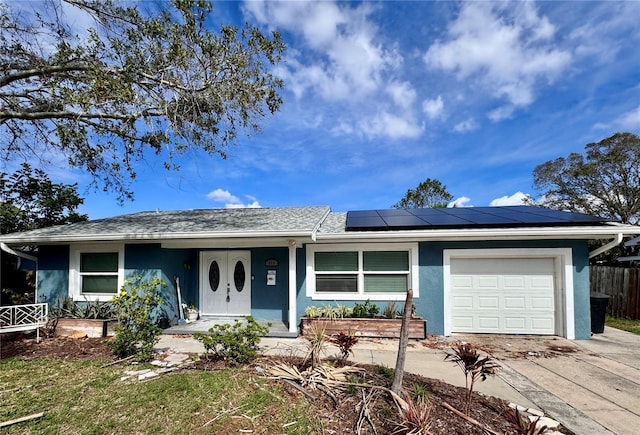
[1,242,38,262]
[0,230,315,244]
[315,225,640,242]
[588,233,624,259]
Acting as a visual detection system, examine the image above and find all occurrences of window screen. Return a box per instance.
[79,252,119,294]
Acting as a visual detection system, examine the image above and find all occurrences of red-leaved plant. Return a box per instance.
[330,331,359,361]
[445,343,500,415]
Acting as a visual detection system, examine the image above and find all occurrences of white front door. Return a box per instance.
[200,251,251,316]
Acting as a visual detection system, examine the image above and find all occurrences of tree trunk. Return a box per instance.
[391,289,413,394]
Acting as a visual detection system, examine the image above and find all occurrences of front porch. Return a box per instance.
[163,318,297,338]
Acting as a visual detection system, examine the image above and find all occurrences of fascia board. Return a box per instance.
[0,230,314,245]
[315,225,640,242]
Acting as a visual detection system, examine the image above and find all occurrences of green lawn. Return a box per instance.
[606,316,640,336]
[0,358,320,434]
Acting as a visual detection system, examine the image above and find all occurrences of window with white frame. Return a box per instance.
[307,244,419,300]
[70,245,124,301]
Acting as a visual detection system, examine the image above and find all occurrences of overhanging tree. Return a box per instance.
[0,0,285,201]
[393,178,453,209]
[532,132,640,264]
[1,163,88,303]
[532,132,640,225]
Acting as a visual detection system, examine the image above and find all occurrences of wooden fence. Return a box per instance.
[590,266,640,319]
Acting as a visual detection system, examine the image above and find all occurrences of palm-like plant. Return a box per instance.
[445,343,500,415]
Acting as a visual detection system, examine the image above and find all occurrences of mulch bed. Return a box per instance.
[1,333,569,434]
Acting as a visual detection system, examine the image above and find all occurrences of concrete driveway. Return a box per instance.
[456,327,640,435]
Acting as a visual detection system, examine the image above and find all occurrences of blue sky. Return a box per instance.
[13,1,640,218]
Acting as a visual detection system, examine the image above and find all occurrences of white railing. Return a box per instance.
[0,303,49,341]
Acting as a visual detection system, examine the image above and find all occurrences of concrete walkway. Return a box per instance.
[493,328,640,435]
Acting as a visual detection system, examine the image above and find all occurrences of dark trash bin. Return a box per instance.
[590,292,610,334]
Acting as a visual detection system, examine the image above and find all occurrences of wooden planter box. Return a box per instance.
[301,317,426,339]
[55,318,116,338]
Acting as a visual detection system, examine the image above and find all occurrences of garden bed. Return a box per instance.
[301,316,426,339]
[54,318,116,338]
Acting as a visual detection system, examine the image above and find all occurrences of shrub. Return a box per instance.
[108,276,165,361]
[411,384,429,401]
[392,395,433,435]
[51,296,114,319]
[376,364,395,380]
[329,330,358,360]
[334,304,353,318]
[305,305,320,318]
[194,316,270,365]
[383,302,397,319]
[303,323,327,368]
[444,343,500,415]
[352,299,379,318]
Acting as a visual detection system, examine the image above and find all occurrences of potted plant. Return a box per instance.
[51,297,116,338]
[184,302,198,321]
[301,300,426,339]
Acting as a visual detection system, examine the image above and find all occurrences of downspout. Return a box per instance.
[311,208,332,242]
[588,233,624,259]
[1,242,38,263]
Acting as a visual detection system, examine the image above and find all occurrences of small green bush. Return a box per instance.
[108,276,164,361]
[376,364,395,380]
[352,299,379,318]
[194,316,270,365]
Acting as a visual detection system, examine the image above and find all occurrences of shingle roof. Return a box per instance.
[0,206,331,244]
[316,212,347,234]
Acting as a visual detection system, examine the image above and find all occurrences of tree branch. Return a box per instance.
[0,109,162,122]
[0,64,95,87]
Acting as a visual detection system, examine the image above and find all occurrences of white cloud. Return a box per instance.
[424,2,571,112]
[453,118,478,133]
[490,192,530,206]
[487,105,515,122]
[616,106,640,131]
[387,81,416,110]
[449,196,472,207]
[569,2,640,64]
[244,1,421,140]
[422,96,444,120]
[246,1,399,102]
[593,106,640,132]
[360,111,423,139]
[206,188,261,208]
[225,201,261,209]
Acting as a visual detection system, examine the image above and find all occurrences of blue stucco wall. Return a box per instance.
[124,244,196,324]
[419,240,591,339]
[251,248,289,321]
[36,245,69,306]
[34,238,590,338]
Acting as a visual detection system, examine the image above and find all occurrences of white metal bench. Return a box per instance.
[0,303,49,342]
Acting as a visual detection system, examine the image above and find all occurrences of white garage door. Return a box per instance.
[450,257,556,334]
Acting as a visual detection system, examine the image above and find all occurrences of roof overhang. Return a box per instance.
[0,230,315,246]
[315,223,640,243]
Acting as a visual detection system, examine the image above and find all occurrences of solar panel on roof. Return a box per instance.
[378,209,412,217]
[383,215,430,228]
[344,206,611,231]
[345,215,387,230]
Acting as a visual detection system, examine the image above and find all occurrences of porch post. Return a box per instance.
[288,240,298,333]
